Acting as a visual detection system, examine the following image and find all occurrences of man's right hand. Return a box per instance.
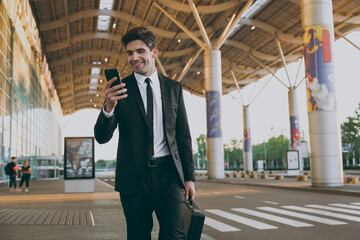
[104,77,128,113]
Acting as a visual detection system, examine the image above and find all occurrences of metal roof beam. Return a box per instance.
[50,50,127,67]
[215,0,254,50]
[153,2,206,49]
[225,39,302,62]
[157,0,240,14]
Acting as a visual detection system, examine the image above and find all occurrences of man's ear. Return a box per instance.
[152,47,158,58]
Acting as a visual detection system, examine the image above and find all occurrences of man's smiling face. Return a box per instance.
[126,40,158,77]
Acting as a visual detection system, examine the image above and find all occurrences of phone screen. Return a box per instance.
[104,69,124,95]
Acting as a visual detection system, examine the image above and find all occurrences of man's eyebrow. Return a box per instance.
[127,48,146,52]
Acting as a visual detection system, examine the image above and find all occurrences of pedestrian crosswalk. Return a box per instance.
[203,202,360,232]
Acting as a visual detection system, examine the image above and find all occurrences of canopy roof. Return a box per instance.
[29,0,360,115]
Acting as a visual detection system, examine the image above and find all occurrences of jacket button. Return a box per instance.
[145,150,148,154]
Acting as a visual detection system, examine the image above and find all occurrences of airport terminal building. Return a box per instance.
[0,1,63,183]
[0,0,358,188]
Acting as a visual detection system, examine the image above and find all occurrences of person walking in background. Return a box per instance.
[94,27,195,239]
[8,157,20,192]
[19,160,31,192]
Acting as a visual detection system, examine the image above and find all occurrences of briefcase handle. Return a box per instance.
[185,196,202,213]
[187,196,193,205]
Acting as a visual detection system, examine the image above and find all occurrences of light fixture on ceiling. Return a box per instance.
[94,104,97,108]
[91,68,100,75]
[251,26,256,30]
[177,39,181,43]
[90,99,93,102]
[99,79,103,83]
[105,57,108,62]
[96,94,100,97]
[113,23,116,29]
[197,71,200,75]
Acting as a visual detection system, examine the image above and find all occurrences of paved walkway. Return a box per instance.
[0,173,359,240]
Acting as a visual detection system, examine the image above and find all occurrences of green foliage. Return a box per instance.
[195,134,207,169]
[95,159,116,169]
[193,133,290,170]
[266,134,289,162]
[341,103,360,165]
[224,138,243,169]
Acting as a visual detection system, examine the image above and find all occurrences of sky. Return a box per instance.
[62,32,360,161]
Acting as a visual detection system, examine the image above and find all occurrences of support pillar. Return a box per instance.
[204,49,224,179]
[288,87,303,171]
[301,0,343,186]
[243,105,253,173]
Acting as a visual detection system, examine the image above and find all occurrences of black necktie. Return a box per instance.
[145,78,154,159]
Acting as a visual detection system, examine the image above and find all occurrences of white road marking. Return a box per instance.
[258,207,347,225]
[306,204,360,215]
[232,208,313,227]
[264,201,279,205]
[205,209,278,230]
[98,179,115,190]
[103,179,109,181]
[234,196,245,199]
[201,233,216,240]
[329,203,360,210]
[204,217,240,232]
[282,206,360,222]
[213,192,222,195]
[90,210,95,226]
[350,202,360,206]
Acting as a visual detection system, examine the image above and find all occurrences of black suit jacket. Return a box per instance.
[94,73,195,194]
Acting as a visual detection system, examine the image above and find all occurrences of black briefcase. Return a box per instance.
[184,198,205,240]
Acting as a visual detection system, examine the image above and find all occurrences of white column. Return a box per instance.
[301,0,343,186]
[288,87,303,171]
[243,105,253,173]
[204,49,224,179]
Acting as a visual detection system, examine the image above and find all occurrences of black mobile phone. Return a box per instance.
[104,68,124,95]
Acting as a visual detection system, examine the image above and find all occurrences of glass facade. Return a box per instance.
[0,3,62,182]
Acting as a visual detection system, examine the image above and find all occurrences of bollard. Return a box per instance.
[275,175,284,180]
[234,172,241,178]
[296,176,308,181]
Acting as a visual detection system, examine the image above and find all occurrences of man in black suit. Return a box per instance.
[94,27,195,239]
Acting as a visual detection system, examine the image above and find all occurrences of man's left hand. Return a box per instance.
[185,181,195,201]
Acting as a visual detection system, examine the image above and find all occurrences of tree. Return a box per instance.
[196,134,207,169]
[341,103,360,166]
[266,134,289,168]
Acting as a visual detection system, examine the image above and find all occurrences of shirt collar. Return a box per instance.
[134,70,159,86]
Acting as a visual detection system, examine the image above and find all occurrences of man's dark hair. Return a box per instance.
[121,27,157,50]
[11,157,16,161]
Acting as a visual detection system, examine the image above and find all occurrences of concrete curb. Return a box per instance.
[197,178,360,197]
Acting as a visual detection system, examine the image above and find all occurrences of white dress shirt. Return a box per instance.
[103,70,170,158]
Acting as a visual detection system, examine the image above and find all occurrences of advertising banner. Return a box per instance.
[64,137,95,179]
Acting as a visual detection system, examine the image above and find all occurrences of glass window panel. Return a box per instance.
[0,20,5,37]
[0,89,3,110]
[0,35,4,54]
[0,55,4,74]
[5,62,11,80]
[5,78,10,97]
[4,95,10,113]
[0,3,5,20]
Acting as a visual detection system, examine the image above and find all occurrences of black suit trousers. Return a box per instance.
[120,159,185,240]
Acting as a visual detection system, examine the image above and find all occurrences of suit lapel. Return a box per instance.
[127,73,147,124]
[159,74,169,122]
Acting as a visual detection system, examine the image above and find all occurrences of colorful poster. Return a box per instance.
[290,116,301,148]
[303,25,336,112]
[286,150,300,170]
[64,137,95,179]
[206,91,222,138]
[244,128,251,152]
